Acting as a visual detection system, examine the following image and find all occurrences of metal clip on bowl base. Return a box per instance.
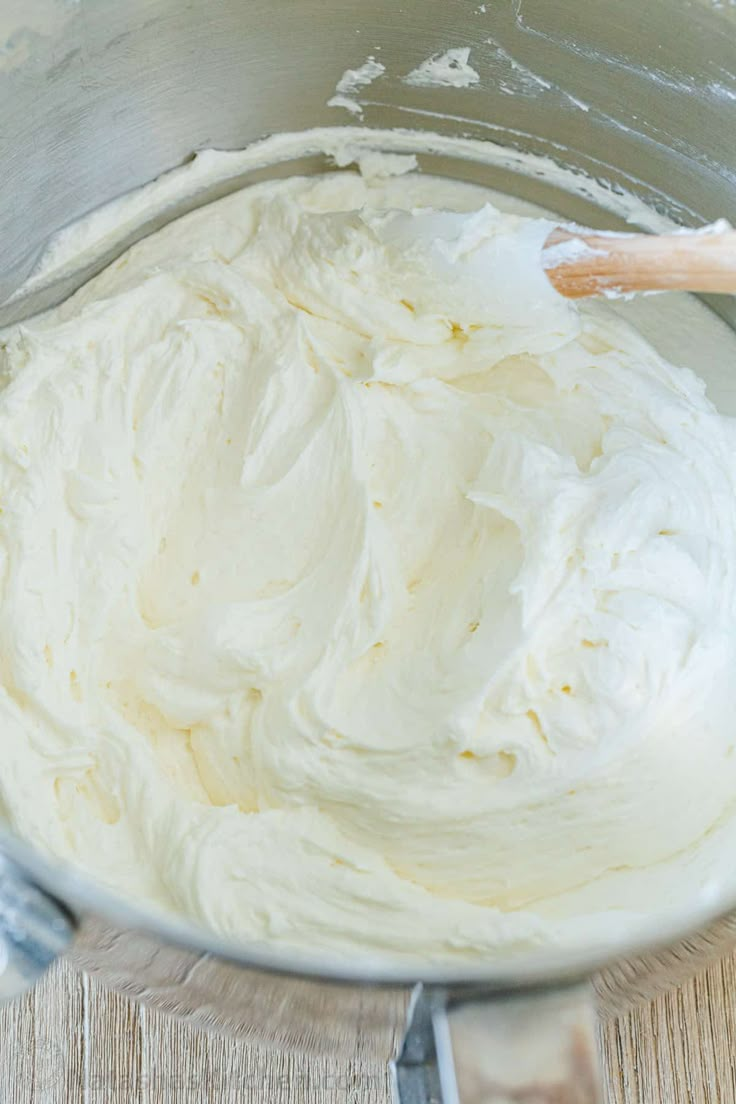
[0,856,75,1001]
[393,983,600,1104]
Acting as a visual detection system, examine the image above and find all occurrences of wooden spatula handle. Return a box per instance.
[544,226,736,299]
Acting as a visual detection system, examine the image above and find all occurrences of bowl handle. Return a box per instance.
[392,981,601,1103]
[0,855,75,1001]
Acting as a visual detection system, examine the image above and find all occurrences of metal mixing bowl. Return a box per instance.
[2,1,736,1099]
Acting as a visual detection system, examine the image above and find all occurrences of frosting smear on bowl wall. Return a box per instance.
[1,167,736,959]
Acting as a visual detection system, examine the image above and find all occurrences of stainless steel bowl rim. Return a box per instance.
[4,822,734,990]
[3,14,736,1078]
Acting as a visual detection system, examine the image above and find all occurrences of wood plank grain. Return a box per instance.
[1,954,735,1103]
[142,1008,391,1103]
[0,957,83,1104]
[600,954,736,1104]
[84,976,144,1103]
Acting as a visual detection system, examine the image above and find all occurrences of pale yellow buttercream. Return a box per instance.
[1,170,736,959]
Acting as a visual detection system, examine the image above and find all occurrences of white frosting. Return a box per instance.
[328,57,386,117]
[403,48,480,89]
[2,169,736,960]
[12,125,680,311]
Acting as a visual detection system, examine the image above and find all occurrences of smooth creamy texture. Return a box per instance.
[2,170,736,959]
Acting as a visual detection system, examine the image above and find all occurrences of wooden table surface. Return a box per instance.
[1,953,735,1103]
